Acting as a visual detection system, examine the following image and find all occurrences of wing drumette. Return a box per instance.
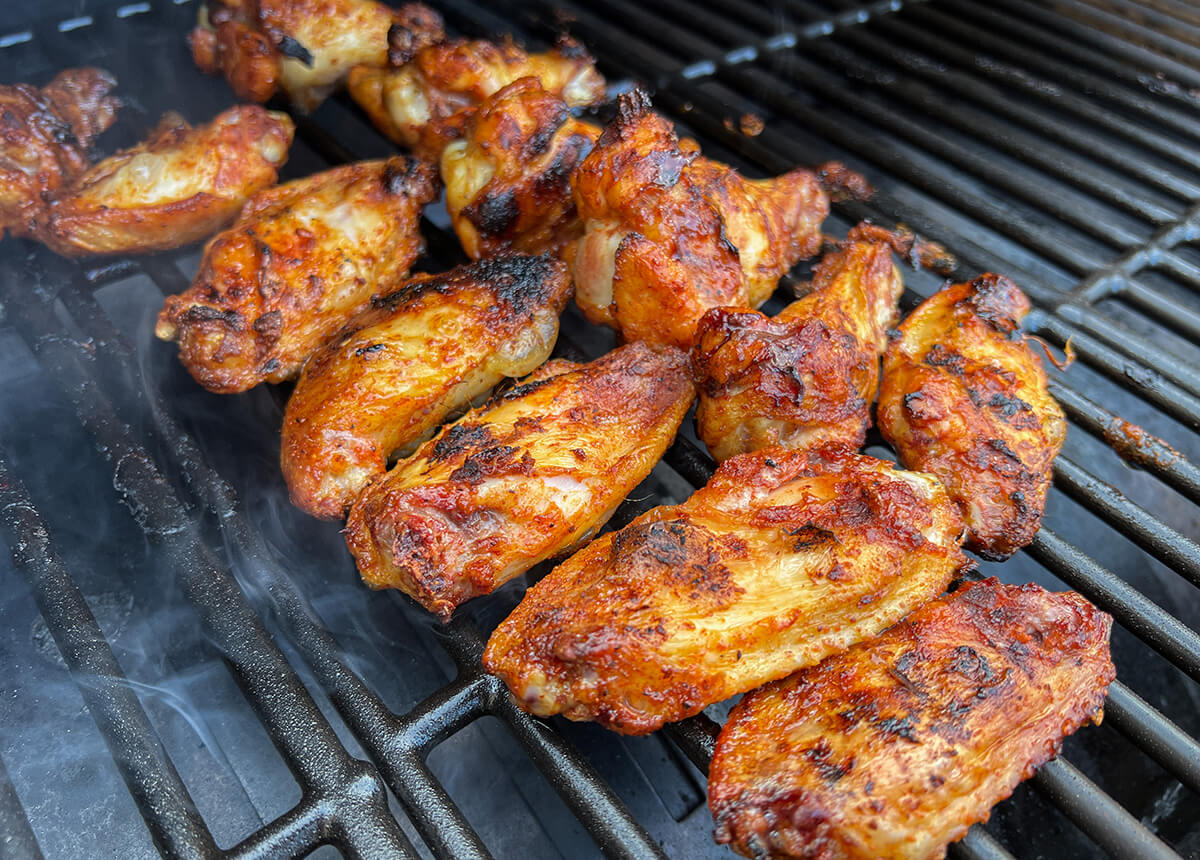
[190,0,443,111]
[346,36,605,158]
[570,89,844,350]
[441,76,600,259]
[877,274,1066,560]
[484,446,967,735]
[345,342,695,617]
[0,68,119,237]
[709,578,1114,860]
[35,106,293,257]
[282,255,572,520]
[156,155,437,394]
[693,223,905,461]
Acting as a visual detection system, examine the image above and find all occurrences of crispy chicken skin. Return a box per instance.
[570,89,835,350]
[283,255,572,520]
[345,342,695,617]
[693,224,904,461]
[441,77,600,259]
[0,68,119,237]
[484,447,968,735]
[34,106,293,257]
[190,0,444,111]
[709,579,1114,860]
[346,36,605,158]
[156,155,436,394]
[877,275,1067,560]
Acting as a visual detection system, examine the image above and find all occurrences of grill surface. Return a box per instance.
[1,0,1199,858]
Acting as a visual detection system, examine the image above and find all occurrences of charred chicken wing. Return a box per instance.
[282,255,572,520]
[441,77,600,259]
[345,342,695,618]
[190,0,444,111]
[156,155,437,393]
[693,224,905,461]
[0,68,119,237]
[35,105,293,257]
[484,446,968,735]
[570,89,837,350]
[346,36,605,158]
[709,578,1114,860]
[877,274,1067,560]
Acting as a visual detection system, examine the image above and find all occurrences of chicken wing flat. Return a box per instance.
[877,274,1066,560]
[345,342,695,617]
[34,106,293,257]
[156,155,436,393]
[570,89,838,350]
[484,446,967,735]
[709,578,1114,860]
[282,255,572,520]
[441,77,600,259]
[0,68,119,237]
[693,224,904,461]
[190,0,443,111]
[346,36,605,158]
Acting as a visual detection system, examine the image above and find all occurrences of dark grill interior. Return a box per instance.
[1,0,1199,857]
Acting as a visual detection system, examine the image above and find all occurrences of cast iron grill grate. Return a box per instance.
[0,0,1198,857]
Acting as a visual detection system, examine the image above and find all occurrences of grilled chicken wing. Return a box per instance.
[346,36,605,158]
[156,155,436,393]
[282,255,571,520]
[693,224,904,461]
[877,275,1066,560]
[484,447,967,735]
[0,68,119,237]
[709,578,1114,860]
[34,106,293,257]
[441,77,600,259]
[190,0,443,111]
[345,342,695,617]
[570,89,837,350]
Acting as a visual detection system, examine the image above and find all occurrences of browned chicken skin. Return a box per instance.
[709,578,1114,860]
[484,446,968,735]
[693,224,905,461]
[877,275,1067,560]
[0,68,119,238]
[345,342,696,617]
[346,36,606,159]
[190,0,444,111]
[34,105,293,257]
[282,255,572,520]
[156,155,437,394]
[441,77,600,259]
[570,89,839,350]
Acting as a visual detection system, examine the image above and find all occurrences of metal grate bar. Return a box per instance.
[0,754,44,860]
[1122,280,1200,345]
[1104,682,1200,797]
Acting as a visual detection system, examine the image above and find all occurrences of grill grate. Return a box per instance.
[1,0,1199,857]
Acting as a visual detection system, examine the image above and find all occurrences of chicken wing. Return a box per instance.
[346,36,605,158]
[570,89,841,350]
[282,255,572,520]
[693,224,905,461]
[34,105,293,257]
[709,578,1114,860]
[877,274,1066,560]
[190,0,443,111]
[0,68,119,238]
[345,342,695,617]
[484,446,967,735]
[156,155,437,394]
[441,77,600,259]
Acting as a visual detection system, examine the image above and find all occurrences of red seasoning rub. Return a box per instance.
[282,255,572,520]
[345,342,695,618]
[709,578,1115,860]
[484,446,968,735]
[878,274,1067,560]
